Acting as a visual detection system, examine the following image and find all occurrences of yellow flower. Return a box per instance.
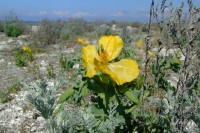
[82,35,140,85]
[23,46,32,52]
[78,38,87,44]
[23,46,28,51]
[27,48,32,53]
[137,39,143,49]
[148,50,156,57]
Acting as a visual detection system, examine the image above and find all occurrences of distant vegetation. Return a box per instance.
[0,11,144,44]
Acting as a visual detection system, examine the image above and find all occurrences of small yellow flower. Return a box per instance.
[23,46,32,52]
[137,39,143,49]
[82,35,140,85]
[27,48,32,53]
[78,38,87,44]
[148,50,156,57]
[23,46,28,51]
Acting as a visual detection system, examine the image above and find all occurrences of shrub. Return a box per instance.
[119,27,133,46]
[15,46,34,67]
[2,10,27,37]
[131,22,141,28]
[84,23,94,33]
[116,21,131,29]
[141,25,148,32]
[0,21,4,32]
[0,82,21,103]
[107,20,117,27]
[60,28,70,40]
[92,19,105,27]
[33,18,89,45]
[67,18,87,36]
[95,25,113,38]
[36,19,66,45]
[4,22,21,37]
[138,0,200,132]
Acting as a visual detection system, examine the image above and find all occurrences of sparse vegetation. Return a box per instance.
[2,10,28,37]
[4,22,21,37]
[15,46,34,67]
[0,0,199,132]
[0,21,4,32]
[0,81,21,103]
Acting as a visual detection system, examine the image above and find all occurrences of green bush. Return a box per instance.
[0,81,21,103]
[95,26,113,38]
[34,18,92,45]
[67,18,87,36]
[141,25,148,32]
[60,28,70,40]
[92,19,105,27]
[4,22,21,37]
[131,22,141,28]
[119,27,133,46]
[2,11,27,36]
[36,19,66,45]
[116,21,130,29]
[15,46,34,67]
[0,22,4,32]
[107,20,117,27]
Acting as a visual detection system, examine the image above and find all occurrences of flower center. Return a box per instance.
[99,50,108,64]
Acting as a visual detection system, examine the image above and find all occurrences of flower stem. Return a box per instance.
[104,84,109,110]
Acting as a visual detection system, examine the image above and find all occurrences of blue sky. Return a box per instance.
[0,0,200,22]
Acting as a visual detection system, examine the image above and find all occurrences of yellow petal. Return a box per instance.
[137,39,143,49]
[23,46,27,51]
[148,50,156,57]
[78,38,87,44]
[28,49,32,53]
[98,35,124,61]
[78,39,84,44]
[82,45,100,78]
[102,59,140,85]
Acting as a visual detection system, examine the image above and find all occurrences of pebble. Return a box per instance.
[0,38,76,132]
[0,91,45,132]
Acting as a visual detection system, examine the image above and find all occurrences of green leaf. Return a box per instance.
[143,89,151,100]
[169,56,181,65]
[92,75,103,85]
[53,103,65,117]
[125,105,138,114]
[115,112,125,123]
[90,104,106,117]
[81,87,89,98]
[99,74,110,84]
[151,63,158,76]
[57,87,75,103]
[107,85,116,97]
[88,83,104,93]
[138,75,145,88]
[79,81,86,88]
[125,90,140,105]
[118,86,128,93]
[137,59,142,67]
[165,61,171,69]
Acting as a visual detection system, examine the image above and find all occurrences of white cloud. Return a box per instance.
[72,12,91,18]
[111,12,124,17]
[53,11,96,18]
[53,10,69,17]
[37,11,47,15]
